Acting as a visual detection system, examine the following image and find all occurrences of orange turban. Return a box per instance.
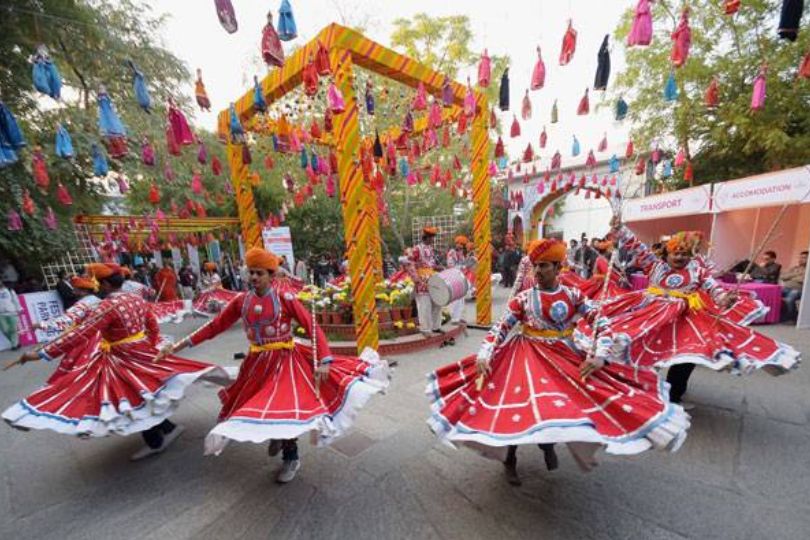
[86,263,122,279]
[454,235,469,246]
[245,247,279,270]
[527,238,567,264]
[203,261,218,271]
[422,226,438,236]
[594,240,614,252]
[70,275,98,292]
[666,231,703,255]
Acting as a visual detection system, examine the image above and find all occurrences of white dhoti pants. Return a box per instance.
[449,298,465,323]
[416,293,442,333]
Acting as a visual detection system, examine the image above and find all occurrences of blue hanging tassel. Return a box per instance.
[128,60,151,113]
[497,156,508,170]
[399,157,409,177]
[32,61,52,96]
[664,71,678,102]
[615,97,628,121]
[662,159,673,178]
[572,136,581,157]
[31,47,62,99]
[609,154,619,173]
[300,147,308,168]
[310,150,318,170]
[277,0,298,41]
[55,124,74,158]
[92,144,109,176]
[229,103,244,142]
[365,84,375,115]
[0,102,25,167]
[97,89,127,137]
[272,134,279,152]
[253,76,267,112]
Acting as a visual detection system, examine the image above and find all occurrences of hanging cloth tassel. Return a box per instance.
[56,183,72,206]
[198,142,208,164]
[365,81,375,115]
[572,136,581,157]
[521,90,532,120]
[539,126,547,149]
[510,115,521,138]
[725,1,741,15]
[705,77,719,107]
[31,45,62,100]
[229,103,245,143]
[265,155,275,170]
[302,56,319,96]
[559,20,577,66]
[0,102,26,168]
[494,136,505,158]
[214,0,238,33]
[478,49,491,87]
[464,78,476,117]
[671,8,692,68]
[664,71,678,101]
[55,124,74,158]
[778,0,803,41]
[195,69,211,111]
[413,82,428,111]
[609,154,619,173]
[277,0,297,41]
[751,65,767,110]
[241,144,252,165]
[627,0,653,46]
[674,148,686,167]
[128,60,152,113]
[300,147,308,169]
[626,139,635,158]
[442,77,454,107]
[402,108,414,133]
[615,97,628,120]
[499,69,510,111]
[489,108,497,128]
[327,82,346,114]
[7,209,22,231]
[32,148,49,192]
[315,41,331,75]
[254,75,268,110]
[598,134,608,152]
[164,163,175,182]
[523,143,534,163]
[21,190,35,216]
[577,88,590,115]
[191,171,203,195]
[662,159,673,178]
[799,51,810,78]
[551,99,558,124]
[684,161,694,184]
[531,46,546,90]
[167,99,195,145]
[166,123,180,156]
[212,155,222,176]
[310,120,322,140]
[594,35,611,90]
[261,11,285,67]
[373,131,383,159]
[551,150,561,170]
[92,143,109,176]
[456,113,467,134]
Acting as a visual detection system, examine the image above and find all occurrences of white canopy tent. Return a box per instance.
[622,185,714,244]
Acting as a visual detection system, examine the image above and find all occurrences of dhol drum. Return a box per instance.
[428,268,470,306]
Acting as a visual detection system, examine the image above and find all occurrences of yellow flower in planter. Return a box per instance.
[406,322,416,329]
[295,326,306,335]
[393,321,404,329]
[375,293,390,304]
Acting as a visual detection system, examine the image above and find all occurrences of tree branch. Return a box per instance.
[56,33,90,109]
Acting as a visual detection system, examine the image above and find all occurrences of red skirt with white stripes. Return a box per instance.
[575,292,799,374]
[2,339,227,437]
[193,289,239,315]
[203,343,388,455]
[427,336,690,468]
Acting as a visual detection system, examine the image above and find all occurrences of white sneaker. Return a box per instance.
[130,424,185,461]
[276,459,301,483]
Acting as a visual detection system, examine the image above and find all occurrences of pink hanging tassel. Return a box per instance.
[531,46,546,90]
[464,78,476,117]
[141,139,155,166]
[521,90,532,120]
[627,0,653,47]
[413,82,427,111]
[43,206,57,230]
[326,174,336,197]
[539,127,547,148]
[167,99,195,146]
[598,134,607,152]
[477,49,491,87]
[117,176,129,194]
[191,171,203,195]
[407,171,417,186]
[7,209,22,231]
[674,148,685,167]
[430,101,443,128]
[327,82,345,114]
[751,65,767,110]
[197,142,208,164]
[487,161,497,176]
[586,150,596,169]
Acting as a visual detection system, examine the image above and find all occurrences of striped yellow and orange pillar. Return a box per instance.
[471,94,492,326]
[226,142,263,249]
[330,48,379,352]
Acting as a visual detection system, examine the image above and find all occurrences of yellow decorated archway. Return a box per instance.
[219,24,492,352]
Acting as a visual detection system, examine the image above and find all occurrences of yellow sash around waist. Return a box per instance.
[100,331,146,352]
[646,286,705,310]
[249,340,295,353]
[522,327,574,339]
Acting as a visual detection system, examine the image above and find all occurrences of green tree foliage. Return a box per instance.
[613,0,810,187]
[0,0,230,272]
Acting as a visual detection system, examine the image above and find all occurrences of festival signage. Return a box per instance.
[0,291,65,351]
[262,226,296,270]
[623,185,712,222]
[713,166,810,212]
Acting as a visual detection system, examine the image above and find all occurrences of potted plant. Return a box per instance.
[375,291,392,323]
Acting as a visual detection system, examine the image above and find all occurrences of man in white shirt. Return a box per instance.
[0,281,23,350]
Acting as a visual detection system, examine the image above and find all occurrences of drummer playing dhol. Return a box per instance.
[409,226,444,336]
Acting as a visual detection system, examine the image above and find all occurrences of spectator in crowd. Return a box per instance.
[0,259,19,288]
[154,262,179,301]
[0,280,22,350]
[55,269,77,309]
[566,239,579,271]
[295,256,309,283]
[500,237,522,288]
[178,264,198,299]
[574,238,598,278]
[134,264,152,287]
[781,251,807,321]
[750,250,781,284]
[313,254,333,287]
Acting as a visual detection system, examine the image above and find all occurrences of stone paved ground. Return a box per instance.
[1,286,809,540]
